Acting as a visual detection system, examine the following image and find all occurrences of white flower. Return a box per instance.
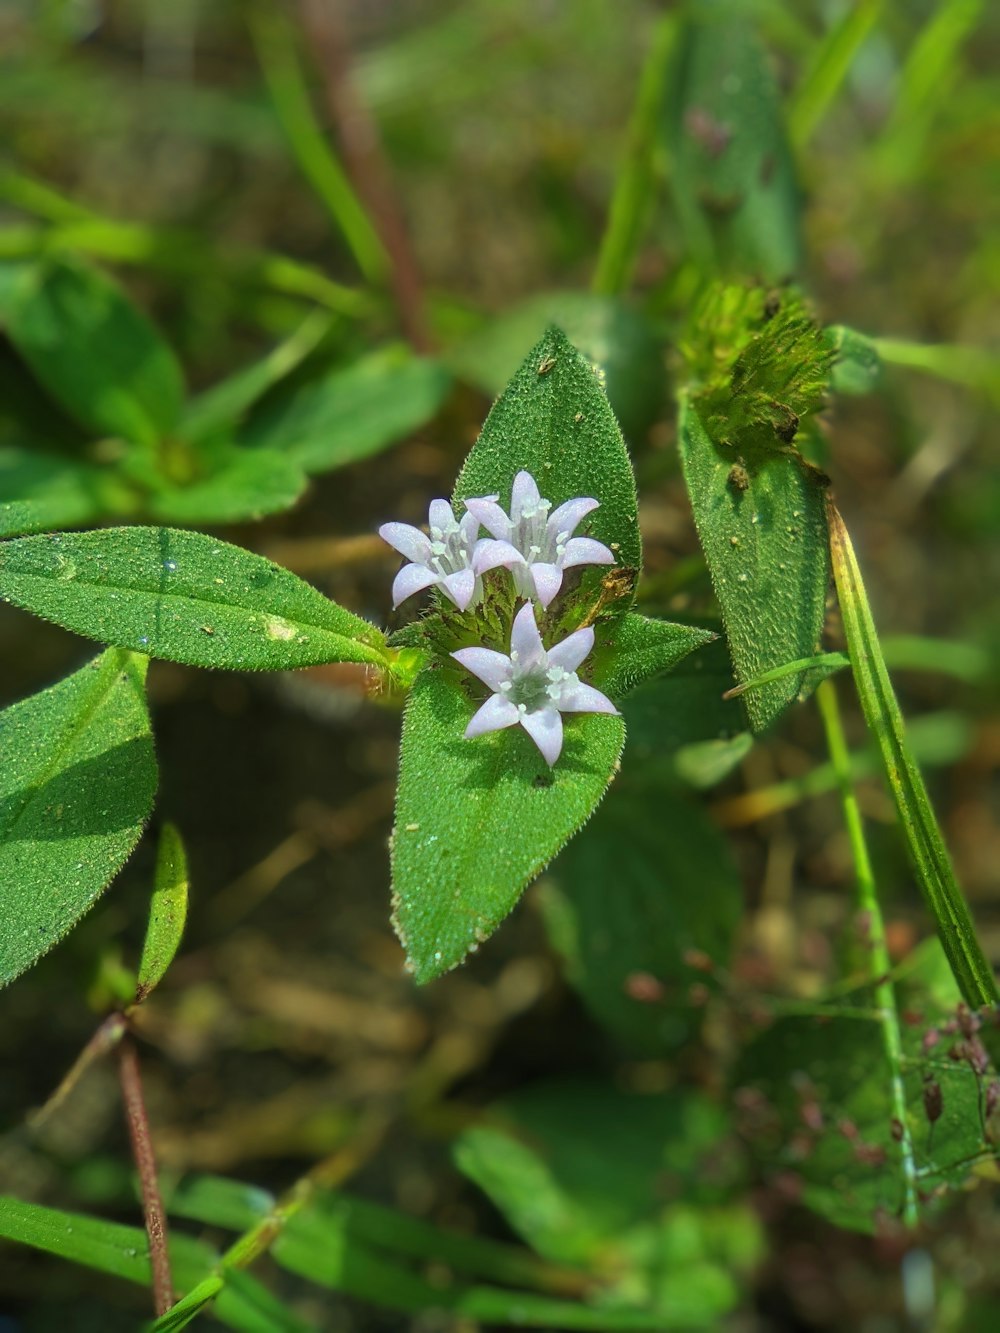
[451,602,618,766]
[379,497,492,612]
[466,469,615,609]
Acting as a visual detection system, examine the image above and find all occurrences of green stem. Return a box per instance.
[591,14,676,296]
[816,678,918,1228]
[828,500,998,1010]
[247,2,387,285]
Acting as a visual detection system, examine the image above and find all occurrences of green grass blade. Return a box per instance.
[789,0,882,148]
[828,501,997,1009]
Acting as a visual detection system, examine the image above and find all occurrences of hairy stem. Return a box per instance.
[816,678,918,1227]
[118,1036,173,1316]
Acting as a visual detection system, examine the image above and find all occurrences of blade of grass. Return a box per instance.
[247,2,387,285]
[592,13,677,296]
[827,500,998,1010]
[789,0,882,148]
[815,678,918,1227]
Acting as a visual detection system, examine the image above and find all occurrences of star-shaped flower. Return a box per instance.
[379,497,490,611]
[466,469,615,609]
[451,602,618,766]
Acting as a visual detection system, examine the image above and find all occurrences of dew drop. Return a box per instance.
[163,560,177,573]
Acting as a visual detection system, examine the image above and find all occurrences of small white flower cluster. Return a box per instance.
[379,470,618,765]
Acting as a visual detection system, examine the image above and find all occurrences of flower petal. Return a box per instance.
[428,498,456,533]
[527,561,564,608]
[519,707,564,766]
[459,508,482,546]
[465,693,520,738]
[511,469,541,518]
[560,536,615,569]
[546,625,595,673]
[472,538,525,574]
[391,562,438,607]
[510,601,545,666]
[547,496,599,540]
[451,647,513,692]
[557,681,619,715]
[379,521,432,564]
[441,567,476,610]
[464,497,512,540]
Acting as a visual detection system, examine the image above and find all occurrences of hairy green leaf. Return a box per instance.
[0,527,388,672]
[544,785,742,1054]
[0,256,184,447]
[136,822,189,1003]
[591,612,714,699]
[664,13,802,280]
[391,665,624,983]
[0,650,157,988]
[241,346,450,475]
[453,327,641,614]
[677,392,830,732]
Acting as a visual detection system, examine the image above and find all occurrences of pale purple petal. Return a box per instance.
[379,521,432,564]
[560,536,615,569]
[472,538,525,574]
[558,681,619,715]
[520,707,564,766]
[527,562,564,609]
[441,567,476,610]
[510,602,545,666]
[459,509,481,546]
[391,562,439,607]
[511,470,540,518]
[464,497,512,540]
[451,647,513,692]
[547,626,595,673]
[547,497,599,540]
[428,498,455,532]
[465,693,520,738]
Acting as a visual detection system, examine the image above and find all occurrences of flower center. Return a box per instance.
[427,516,473,577]
[506,664,554,713]
[514,498,553,563]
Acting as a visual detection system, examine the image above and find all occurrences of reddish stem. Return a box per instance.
[118,1035,173,1316]
[298,0,433,352]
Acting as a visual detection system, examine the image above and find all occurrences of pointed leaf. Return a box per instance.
[663,14,802,280]
[391,665,624,982]
[677,393,830,732]
[148,449,309,524]
[0,256,184,446]
[136,822,189,1003]
[0,527,388,672]
[591,611,714,699]
[0,650,157,988]
[241,346,450,475]
[453,327,642,610]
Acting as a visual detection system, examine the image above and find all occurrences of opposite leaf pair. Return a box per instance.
[379,469,614,612]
